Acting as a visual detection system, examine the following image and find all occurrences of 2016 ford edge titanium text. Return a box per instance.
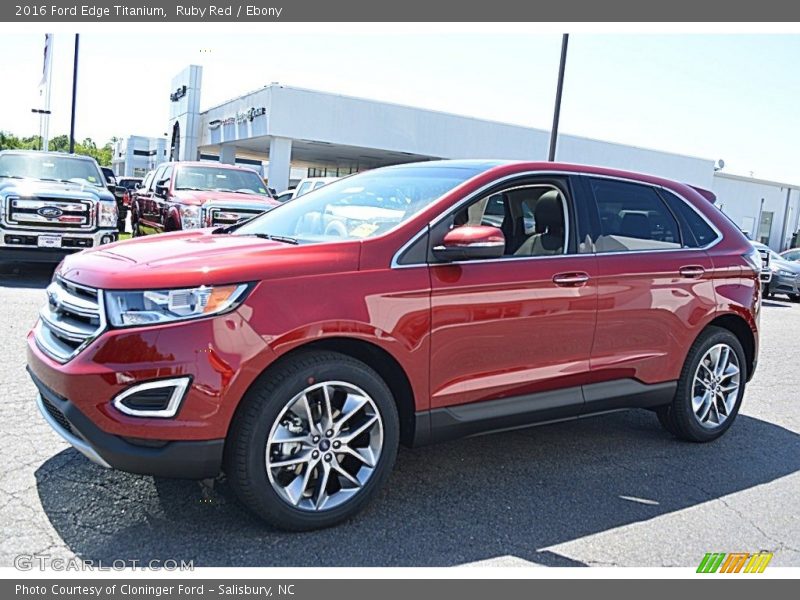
[27,160,761,530]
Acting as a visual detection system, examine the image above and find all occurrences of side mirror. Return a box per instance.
[433,225,505,262]
[155,180,169,197]
[134,182,142,190]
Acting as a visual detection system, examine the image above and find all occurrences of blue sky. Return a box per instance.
[0,32,798,183]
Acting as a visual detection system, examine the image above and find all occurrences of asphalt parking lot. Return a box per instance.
[1,263,798,569]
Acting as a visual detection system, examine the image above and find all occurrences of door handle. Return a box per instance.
[553,272,590,287]
[679,265,705,279]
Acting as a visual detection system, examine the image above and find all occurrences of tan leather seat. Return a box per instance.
[514,191,564,256]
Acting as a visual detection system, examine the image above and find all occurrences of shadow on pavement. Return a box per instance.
[34,410,800,567]
[0,263,55,289]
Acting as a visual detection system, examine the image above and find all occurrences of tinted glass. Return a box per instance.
[174,165,268,195]
[590,179,681,252]
[235,165,482,244]
[0,153,106,188]
[660,188,718,248]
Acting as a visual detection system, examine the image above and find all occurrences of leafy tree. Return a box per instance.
[0,131,114,167]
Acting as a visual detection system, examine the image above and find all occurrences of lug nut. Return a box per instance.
[324,453,332,462]
[312,450,319,459]
[333,441,341,449]
[326,429,333,437]
[312,435,320,443]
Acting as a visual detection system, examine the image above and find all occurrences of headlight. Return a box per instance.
[105,284,249,327]
[778,269,795,277]
[180,205,202,229]
[97,201,118,227]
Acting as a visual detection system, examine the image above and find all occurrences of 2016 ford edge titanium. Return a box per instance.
[27,160,761,530]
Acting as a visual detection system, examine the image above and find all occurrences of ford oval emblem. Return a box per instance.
[37,206,64,219]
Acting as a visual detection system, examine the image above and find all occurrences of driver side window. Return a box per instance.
[447,184,568,258]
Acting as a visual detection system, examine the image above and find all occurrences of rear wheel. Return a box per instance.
[657,327,746,442]
[224,351,399,530]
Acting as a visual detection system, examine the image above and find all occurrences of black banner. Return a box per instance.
[4,0,800,22]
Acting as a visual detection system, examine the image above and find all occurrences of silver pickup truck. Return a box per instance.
[0,150,118,263]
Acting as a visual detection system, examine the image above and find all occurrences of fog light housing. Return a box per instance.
[100,234,116,245]
[112,377,191,418]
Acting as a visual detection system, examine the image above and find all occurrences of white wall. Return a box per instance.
[712,174,800,251]
[200,85,714,187]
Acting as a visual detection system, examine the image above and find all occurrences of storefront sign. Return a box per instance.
[208,107,266,129]
[170,85,187,102]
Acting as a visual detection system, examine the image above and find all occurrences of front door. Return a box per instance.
[428,177,598,425]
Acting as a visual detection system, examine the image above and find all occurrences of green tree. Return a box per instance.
[0,131,114,166]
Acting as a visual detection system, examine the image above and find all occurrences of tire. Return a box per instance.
[224,351,399,531]
[656,326,747,442]
[789,294,800,303]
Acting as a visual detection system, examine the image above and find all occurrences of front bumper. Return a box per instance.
[1,228,118,262]
[768,272,800,296]
[29,368,223,479]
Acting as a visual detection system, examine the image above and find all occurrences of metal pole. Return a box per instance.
[69,34,79,154]
[548,34,569,161]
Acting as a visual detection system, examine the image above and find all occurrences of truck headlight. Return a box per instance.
[180,205,202,229]
[105,284,250,327]
[97,201,118,227]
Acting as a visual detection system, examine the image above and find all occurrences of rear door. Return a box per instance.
[580,176,717,411]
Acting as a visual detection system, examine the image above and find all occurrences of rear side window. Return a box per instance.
[659,188,719,248]
[589,178,681,253]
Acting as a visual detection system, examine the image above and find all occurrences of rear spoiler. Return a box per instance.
[688,185,717,203]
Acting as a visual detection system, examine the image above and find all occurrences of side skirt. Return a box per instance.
[412,379,677,446]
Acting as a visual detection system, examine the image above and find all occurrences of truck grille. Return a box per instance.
[34,277,105,363]
[6,196,93,230]
[205,206,266,227]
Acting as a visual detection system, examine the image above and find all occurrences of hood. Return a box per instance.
[57,229,361,290]
[172,189,279,208]
[0,178,114,202]
[772,256,800,273]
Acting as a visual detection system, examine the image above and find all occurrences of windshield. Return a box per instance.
[233,165,482,243]
[0,153,105,188]
[175,165,269,195]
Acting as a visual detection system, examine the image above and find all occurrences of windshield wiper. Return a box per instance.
[249,233,299,245]
[0,174,25,179]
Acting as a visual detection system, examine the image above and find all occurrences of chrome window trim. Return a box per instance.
[111,377,191,419]
[390,170,723,269]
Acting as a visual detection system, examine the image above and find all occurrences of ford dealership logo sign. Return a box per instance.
[37,206,63,219]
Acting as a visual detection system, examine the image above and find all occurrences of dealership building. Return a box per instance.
[115,64,800,251]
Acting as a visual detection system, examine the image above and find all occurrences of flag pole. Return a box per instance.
[41,34,54,151]
[69,34,80,154]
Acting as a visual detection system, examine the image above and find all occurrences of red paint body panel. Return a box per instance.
[27,161,760,447]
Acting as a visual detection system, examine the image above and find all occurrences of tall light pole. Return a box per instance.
[69,34,80,153]
[548,34,569,161]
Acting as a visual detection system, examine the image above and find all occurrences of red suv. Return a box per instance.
[131,162,278,235]
[27,160,761,530]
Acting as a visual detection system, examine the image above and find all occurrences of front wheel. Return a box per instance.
[789,294,800,303]
[224,351,399,530]
[657,327,746,442]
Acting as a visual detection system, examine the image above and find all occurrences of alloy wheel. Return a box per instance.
[691,343,741,429]
[265,381,384,511]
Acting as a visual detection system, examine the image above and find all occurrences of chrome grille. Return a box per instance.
[6,196,93,230]
[35,277,105,363]
[205,205,266,227]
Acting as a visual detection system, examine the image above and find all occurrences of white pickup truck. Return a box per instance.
[0,150,118,263]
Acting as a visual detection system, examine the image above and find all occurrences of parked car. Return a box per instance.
[27,160,760,530]
[749,240,773,291]
[752,241,800,301]
[99,166,130,233]
[780,247,800,262]
[130,162,278,236]
[0,150,118,262]
[277,176,339,203]
[274,189,295,203]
